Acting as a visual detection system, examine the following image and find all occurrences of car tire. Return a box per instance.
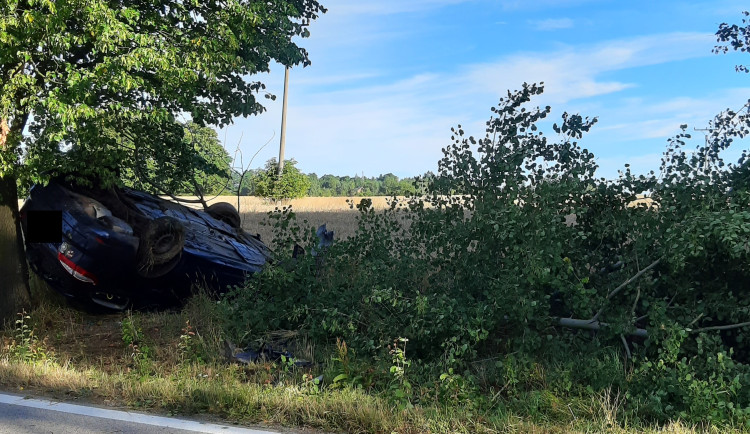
[136,216,185,278]
[206,202,241,228]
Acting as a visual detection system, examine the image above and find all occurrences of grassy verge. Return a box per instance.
[0,357,736,433]
[0,284,742,433]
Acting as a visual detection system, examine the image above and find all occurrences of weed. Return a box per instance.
[7,310,53,363]
[300,373,321,395]
[177,320,204,364]
[121,312,152,375]
[330,338,353,388]
[438,368,482,409]
[388,337,413,409]
[278,353,296,374]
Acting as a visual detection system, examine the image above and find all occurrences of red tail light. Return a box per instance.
[57,252,98,285]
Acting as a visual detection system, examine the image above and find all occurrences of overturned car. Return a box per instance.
[20,176,272,310]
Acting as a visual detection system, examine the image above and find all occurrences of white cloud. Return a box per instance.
[564,88,750,177]
[587,89,750,140]
[459,32,714,106]
[222,32,744,179]
[530,18,575,31]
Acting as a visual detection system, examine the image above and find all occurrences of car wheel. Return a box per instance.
[206,202,241,228]
[136,216,185,277]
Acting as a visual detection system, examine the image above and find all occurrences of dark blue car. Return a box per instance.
[20,177,271,310]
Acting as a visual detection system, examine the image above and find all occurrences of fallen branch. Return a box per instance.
[692,321,750,333]
[557,317,648,338]
[161,194,205,204]
[631,286,641,317]
[591,258,661,321]
[620,334,632,359]
[558,317,750,339]
[687,313,704,328]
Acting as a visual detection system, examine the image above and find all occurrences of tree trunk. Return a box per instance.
[0,173,30,326]
[0,115,31,326]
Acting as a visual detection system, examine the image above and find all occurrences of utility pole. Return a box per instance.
[278,66,290,177]
[694,127,712,172]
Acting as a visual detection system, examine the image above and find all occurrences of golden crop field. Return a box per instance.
[194,195,398,244]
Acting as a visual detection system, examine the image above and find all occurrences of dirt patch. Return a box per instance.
[42,312,125,372]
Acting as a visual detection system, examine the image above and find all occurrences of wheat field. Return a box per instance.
[197,195,395,243]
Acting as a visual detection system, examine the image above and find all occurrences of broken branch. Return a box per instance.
[620,334,632,359]
[692,321,750,333]
[591,258,661,321]
[557,317,648,338]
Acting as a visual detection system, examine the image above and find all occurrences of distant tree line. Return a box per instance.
[121,125,433,198]
[233,158,434,198]
[113,123,431,199]
[305,171,433,197]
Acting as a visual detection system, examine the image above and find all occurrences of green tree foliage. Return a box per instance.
[232,168,260,196]
[229,166,428,198]
[1,0,325,185]
[0,0,325,319]
[181,123,233,196]
[238,171,423,197]
[318,174,340,195]
[223,83,750,425]
[306,172,322,196]
[252,172,423,197]
[379,173,398,195]
[118,122,233,196]
[253,158,311,200]
[715,10,750,73]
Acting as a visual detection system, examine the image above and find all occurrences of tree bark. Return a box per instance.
[0,173,30,326]
[0,116,31,326]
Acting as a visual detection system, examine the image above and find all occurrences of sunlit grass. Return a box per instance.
[0,355,738,433]
[0,289,744,433]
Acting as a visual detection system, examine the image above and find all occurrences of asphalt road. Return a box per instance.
[0,392,279,434]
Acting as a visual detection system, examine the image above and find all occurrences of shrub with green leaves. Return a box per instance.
[253,158,311,201]
[221,83,750,424]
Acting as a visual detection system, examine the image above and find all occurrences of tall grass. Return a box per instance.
[0,288,743,433]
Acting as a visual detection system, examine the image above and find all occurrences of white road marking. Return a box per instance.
[0,392,277,433]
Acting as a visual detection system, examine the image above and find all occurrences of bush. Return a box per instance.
[253,158,311,200]
[220,83,750,425]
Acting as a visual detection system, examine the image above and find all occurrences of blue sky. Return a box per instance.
[219,0,750,179]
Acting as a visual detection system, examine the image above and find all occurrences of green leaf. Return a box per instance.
[333,374,349,383]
